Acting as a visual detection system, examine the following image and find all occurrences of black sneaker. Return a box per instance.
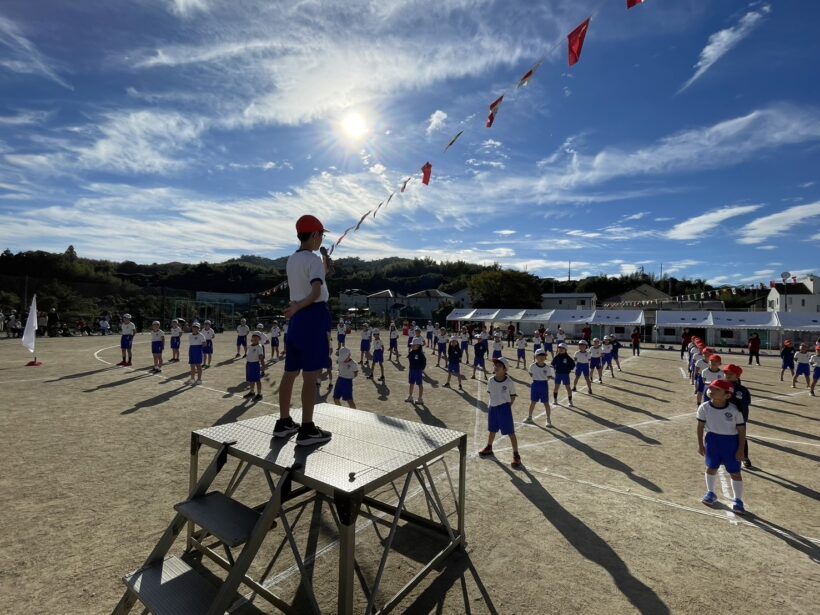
[273,416,300,438]
[243,391,254,399]
[296,423,332,446]
[743,459,753,469]
[253,394,263,401]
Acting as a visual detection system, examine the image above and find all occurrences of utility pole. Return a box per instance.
[567,260,571,282]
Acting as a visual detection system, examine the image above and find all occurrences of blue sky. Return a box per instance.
[0,0,818,285]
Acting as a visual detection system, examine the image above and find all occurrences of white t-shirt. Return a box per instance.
[373,339,384,351]
[257,331,269,344]
[810,354,820,368]
[121,322,136,335]
[695,358,709,374]
[361,327,371,340]
[286,250,329,304]
[170,326,182,338]
[436,331,446,342]
[237,324,250,336]
[691,351,702,364]
[271,326,281,339]
[701,368,724,386]
[543,333,553,343]
[202,327,215,340]
[150,329,164,342]
[337,324,346,334]
[427,324,434,333]
[515,338,526,349]
[480,331,489,340]
[528,362,552,381]
[338,359,359,380]
[493,340,503,351]
[461,332,469,342]
[697,401,745,435]
[589,346,602,358]
[575,350,590,364]
[389,329,399,339]
[189,332,206,346]
[487,376,517,407]
[556,331,566,342]
[794,351,811,365]
[602,343,612,354]
[246,344,264,362]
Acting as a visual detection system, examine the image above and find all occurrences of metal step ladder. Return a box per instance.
[113,441,303,615]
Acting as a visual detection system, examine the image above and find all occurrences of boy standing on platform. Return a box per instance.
[187,322,207,385]
[406,337,426,404]
[274,215,332,446]
[150,320,164,374]
[201,320,215,369]
[525,348,553,427]
[242,332,264,401]
[697,379,747,515]
[333,347,359,408]
[478,357,522,468]
[723,364,752,468]
[117,313,136,366]
[235,318,250,358]
[793,343,812,389]
[169,319,182,363]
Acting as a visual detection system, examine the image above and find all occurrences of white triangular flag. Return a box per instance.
[22,294,38,353]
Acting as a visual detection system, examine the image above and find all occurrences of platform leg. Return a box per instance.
[335,488,364,615]
[186,433,200,551]
[457,435,467,547]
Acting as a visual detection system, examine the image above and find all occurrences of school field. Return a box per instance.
[0,334,817,614]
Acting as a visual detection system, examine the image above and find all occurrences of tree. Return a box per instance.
[469,270,542,308]
[64,245,78,263]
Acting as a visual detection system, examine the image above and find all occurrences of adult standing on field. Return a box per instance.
[747,332,761,366]
[681,328,692,359]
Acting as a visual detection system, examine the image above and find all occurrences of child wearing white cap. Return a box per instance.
[514,332,527,369]
[388,322,400,361]
[187,322,207,384]
[435,327,448,368]
[270,321,282,362]
[601,336,615,381]
[491,334,503,360]
[589,338,603,383]
[117,313,136,366]
[573,340,593,394]
[478,357,521,468]
[444,337,464,390]
[201,320,216,368]
[526,348,553,427]
[368,330,385,381]
[406,337,427,403]
[150,320,165,373]
[551,344,575,406]
[460,327,471,364]
[333,347,360,408]
[242,332,265,401]
[360,321,372,367]
[472,333,489,381]
[235,318,250,358]
[255,323,269,375]
[169,319,182,362]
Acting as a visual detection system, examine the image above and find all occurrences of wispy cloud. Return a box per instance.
[736,202,820,244]
[665,205,761,240]
[0,110,50,126]
[167,0,212,18]
[678,4,771,94]
[425,110,447,136]
[0,15,72,89]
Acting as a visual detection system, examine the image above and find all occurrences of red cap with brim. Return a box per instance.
[709,354,722,363]
[296,215,328,234]
[723,364,743,376]
[708,379,733,393]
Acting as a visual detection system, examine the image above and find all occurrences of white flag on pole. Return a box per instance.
[22,294,37,353]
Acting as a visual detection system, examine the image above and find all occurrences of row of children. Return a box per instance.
[779,340,820,394]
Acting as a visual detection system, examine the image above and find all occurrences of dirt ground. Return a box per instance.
[0,333,817,614]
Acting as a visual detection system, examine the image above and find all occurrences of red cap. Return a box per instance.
[702,347,713,354]
[295,215,327,234]
[816,345,820,351]
[783,340,793,347]
[709,354,722,363]
[723,364,742,376]
[708,379,733,393]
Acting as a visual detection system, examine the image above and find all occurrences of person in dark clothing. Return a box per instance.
[444,336,464,390]
[472,334,489,380]
[747,333,761,366]
[779,340,795,381]
[506,323,516,348]
[631,328,641,356]
[551,343,576,406]
[406,336,427,404]
[681,328,692,359]
[47,308,60,337]
[724,364,753,468]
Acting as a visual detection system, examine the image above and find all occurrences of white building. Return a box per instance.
[767,275,820,313]
[367,290,405,320]
[405,289,455,320]
[541,293,596,310]
[450,288,472,308]
[339,289,369,310]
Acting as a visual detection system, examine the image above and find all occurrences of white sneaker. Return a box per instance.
[415,398,423,404]
[546,420,553,428]
[568,399,574,407]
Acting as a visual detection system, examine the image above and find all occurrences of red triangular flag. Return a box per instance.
[421,162,432,185]
[568,18,591,66]
[517,61,542,88]
[486,95,504,128]
[627,0,645,8]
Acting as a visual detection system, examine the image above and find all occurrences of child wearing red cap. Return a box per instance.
[699,353,724,405]
[779,340,795,381]
[697,379,747,514]
[793,343,812,389]
[693,347,713,401]
[723,364,753,468]
[688,339,703,385]
[275,215,332,446]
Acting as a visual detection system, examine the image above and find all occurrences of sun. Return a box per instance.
[340,112,369,141]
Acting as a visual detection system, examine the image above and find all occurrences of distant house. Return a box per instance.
[405,289,455,320]
[195,291,256,307]
[339,289,368,310]
[605,284,670,304]
[541,293,596,310]
[367,289,405,319]
[450,288,472,308]
[766,275,820,313]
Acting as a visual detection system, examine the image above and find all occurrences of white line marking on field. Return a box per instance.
[771,390,810,400]
[473,377,482,444]
[679,367,688,380]
[749,435,820,448]
[717,468,739,525]
[0,377,53,384]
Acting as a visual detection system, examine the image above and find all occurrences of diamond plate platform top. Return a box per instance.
[194,403,465,495]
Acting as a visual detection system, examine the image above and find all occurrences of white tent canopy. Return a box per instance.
[495,309,527,321]
[777,312,820,332]
[589,310,646,326]
[445,308,475,321]
[468,308,501,321]
[517,309,554,322]
[707,311,780,330]
[656,311,712,327]
[546,309,595,324]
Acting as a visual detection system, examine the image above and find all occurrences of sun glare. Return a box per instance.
[340,112,369,141]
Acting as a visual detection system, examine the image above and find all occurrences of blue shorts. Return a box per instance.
[448,361,460,374]
[435,342,445,354]
[272,337,280,348]
[283,302,331,373]
[204,339,213,355]
[373,349,384,364]
[245,361,261,383]
[474,355,485,368]
[590,357,601,369]
[612,349,619,358]
[544,343,553,352]
[488,403,515,436]
[171,336,181,350]
[361,340,371,352]
[602,354,612,366]
[689,360,695,373]
[461,341,469,352]
[492,350,502,359]
[120,334,133,350]
[236,335,247,348]
[555,373,570,386]
[151,341,164,355]
[333,376,354,401]
[696,376,705,393]
[337,333,345,343]
[814,366,820,380]
[530,380,548,403]
[796,363,810,377]
[782,357,794,369]
[517,349,526,360]
[409,369,423,385]
[427,332,433,340]
[704,432,741,473]
[189,346,203,365]
[575,364,590,377]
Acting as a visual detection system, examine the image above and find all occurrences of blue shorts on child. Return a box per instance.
[151,341,164,354]
[704,432,741,473]
[337,333,345,343]
[284,302,331,373]
[189,346,203,365]
[796,363,810,377]
[389,338,398,349]
[236,335,247,348]
[530,380,548,403]
[696,376,705,393]
[204,339,213,355]
[333,376,354,401]
[437,342,446,354]
[272,337,279,348]
[782,356,794,369]
[590,357,601,369]
[448,361,460,374]
[602,353,612,365]
[544,343,553,352]
[461,341,469,351]
[517,349,526,360]
[171,336,181,350]
[575,364,589,377]
[373,349,384,364]
[492,350,502,359]
[120,334,133,350]
[360,339,371,352]
[555,373,570,386]
[426,331,433,339]
[409,369,423,385]
[488,403,515,436]
[814,366,820,380]
[474,355,485,368]
[246,361,261,383]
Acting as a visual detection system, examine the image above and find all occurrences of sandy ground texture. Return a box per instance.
[0,334,818,614]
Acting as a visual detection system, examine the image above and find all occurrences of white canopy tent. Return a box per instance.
[776,312,820,332]
[494,309,527,321]
[468,308,501,321]
[589,310,645,326]
[445,308,475,321]
[707,311,780,330]
[656,311,713,327]
[546,309,595,324]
